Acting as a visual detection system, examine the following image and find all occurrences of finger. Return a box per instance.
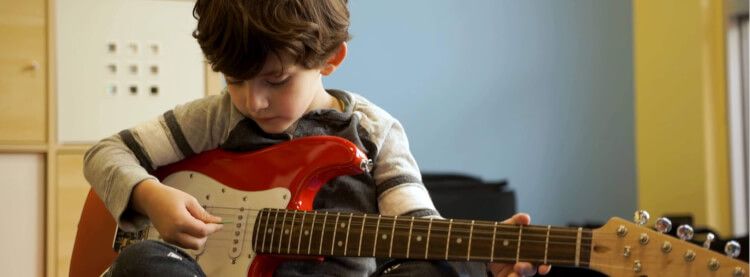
[514,262,537,277]
[175,232,208,250]
[501,213,531,226]
[538,264,552,275]
[186,197,222,223]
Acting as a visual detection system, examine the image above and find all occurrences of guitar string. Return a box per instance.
[206,207,597,234]
[205,210,675,244]
[216,207,684,239]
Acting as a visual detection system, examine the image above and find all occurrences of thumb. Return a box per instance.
[186,199,222,223]
[501,213,531,226]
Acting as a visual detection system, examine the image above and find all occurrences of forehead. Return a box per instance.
[224,52,299,79]
[258,53,298,76]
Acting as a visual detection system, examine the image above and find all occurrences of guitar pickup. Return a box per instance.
[228,202,251,260]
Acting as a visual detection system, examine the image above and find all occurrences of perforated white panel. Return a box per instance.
[56,0,205,143]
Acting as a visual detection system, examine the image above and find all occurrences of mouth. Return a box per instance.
[254,117,279,123]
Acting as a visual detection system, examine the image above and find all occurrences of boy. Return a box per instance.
[84,0,550,276]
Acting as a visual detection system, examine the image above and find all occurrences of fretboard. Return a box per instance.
[252,208,592,266]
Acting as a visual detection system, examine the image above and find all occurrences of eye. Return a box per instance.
[266,76,290,86]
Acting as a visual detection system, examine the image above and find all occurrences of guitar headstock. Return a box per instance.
[589,215,748,277]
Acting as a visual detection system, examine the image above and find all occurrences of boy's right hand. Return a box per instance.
[130,179,224,250]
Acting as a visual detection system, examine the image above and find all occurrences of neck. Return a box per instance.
[252,208,592,267]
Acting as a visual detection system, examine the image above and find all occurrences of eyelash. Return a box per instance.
[266,77,289,86]
[226,77,290,86]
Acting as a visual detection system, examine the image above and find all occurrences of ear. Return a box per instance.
[320,42,347,76]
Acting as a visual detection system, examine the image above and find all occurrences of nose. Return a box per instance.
[245,87,269,113]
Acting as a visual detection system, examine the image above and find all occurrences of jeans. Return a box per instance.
[105,240,476,277]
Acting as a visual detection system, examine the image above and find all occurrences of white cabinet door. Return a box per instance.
[0,154,45,277]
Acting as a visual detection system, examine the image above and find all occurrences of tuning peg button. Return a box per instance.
[725,240,741,258]
[677,225,694,241]
[634,210,650,226]
[703,232,715,249]
[655,217,672,233]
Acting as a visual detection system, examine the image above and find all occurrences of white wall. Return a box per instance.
[326,0,635,227]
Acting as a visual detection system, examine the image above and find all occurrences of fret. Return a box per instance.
[546,226,586,266]
[269,209,280,253]
[445,219,453,260]
[260,209,272,253]
[307,210,317,255]
[426,218,449,260]
[278,210,289,254]
[517,225,549,264]
[490,222,497,262]
[318,211,329,255]
[425,218,433,259]
[343,213,353,256]
[373,215,398,258]
[491,224,522,263]
[469,220,497,261]
[287,210,297,254]
[330,212,341,255]
[575,227,582,266]
[389,215,397,258]
[407,217,431,260]
[372,214,381,257]
[516,225,522,263]
[296,211,306,254]
[358,214,367,256]
[253,209,263,253]
[446,219,471,260]
[544,225,550,264]
[406,217,414,258]
[467,220,474,261]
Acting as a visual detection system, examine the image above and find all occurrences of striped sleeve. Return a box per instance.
[351,93,439,218]
[83,91,238,231]
[374,120,440,218]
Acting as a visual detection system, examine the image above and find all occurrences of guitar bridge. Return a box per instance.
[112,225,151,252]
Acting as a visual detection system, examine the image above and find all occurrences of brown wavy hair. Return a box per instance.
[192,0,351,79]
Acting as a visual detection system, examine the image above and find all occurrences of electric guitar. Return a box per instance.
[70,136,749,277]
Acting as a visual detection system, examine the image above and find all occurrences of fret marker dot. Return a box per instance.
[382,234,388,240]
[416,236,422,242]
[503,240,509,246]
[340,223,346,228]
[337,241,343,247]
[457,238,462,244]
[304,230,309,236]
[284,229,289,235]
[267,228,273,234]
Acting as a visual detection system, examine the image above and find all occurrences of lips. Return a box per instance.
[254,117,279,123]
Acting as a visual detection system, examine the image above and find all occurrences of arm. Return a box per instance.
[83,91,239,249]
[372,121,549,277]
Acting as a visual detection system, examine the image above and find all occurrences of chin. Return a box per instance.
[258,124,291,135]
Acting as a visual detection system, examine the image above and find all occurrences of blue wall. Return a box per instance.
[326,0,635,227]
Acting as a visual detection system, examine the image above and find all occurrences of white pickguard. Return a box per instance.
[148,171,291,276]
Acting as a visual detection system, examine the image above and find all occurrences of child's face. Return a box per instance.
[224,54,330,134]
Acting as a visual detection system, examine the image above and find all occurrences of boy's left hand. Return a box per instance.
[486,213,552,277]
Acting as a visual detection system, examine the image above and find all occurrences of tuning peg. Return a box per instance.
[634,210,650,226]
[703,232,715,249]
[676,225,694,241]
[655,217,672,233]
[725,240,741,258]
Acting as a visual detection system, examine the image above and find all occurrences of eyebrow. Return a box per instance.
[257,68,284,77]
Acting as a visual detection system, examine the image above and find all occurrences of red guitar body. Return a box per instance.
[69,136,370,277]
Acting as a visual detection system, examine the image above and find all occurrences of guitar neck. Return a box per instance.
[253,208,592,267]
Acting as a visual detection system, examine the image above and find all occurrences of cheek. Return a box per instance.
[228,90,247,112]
